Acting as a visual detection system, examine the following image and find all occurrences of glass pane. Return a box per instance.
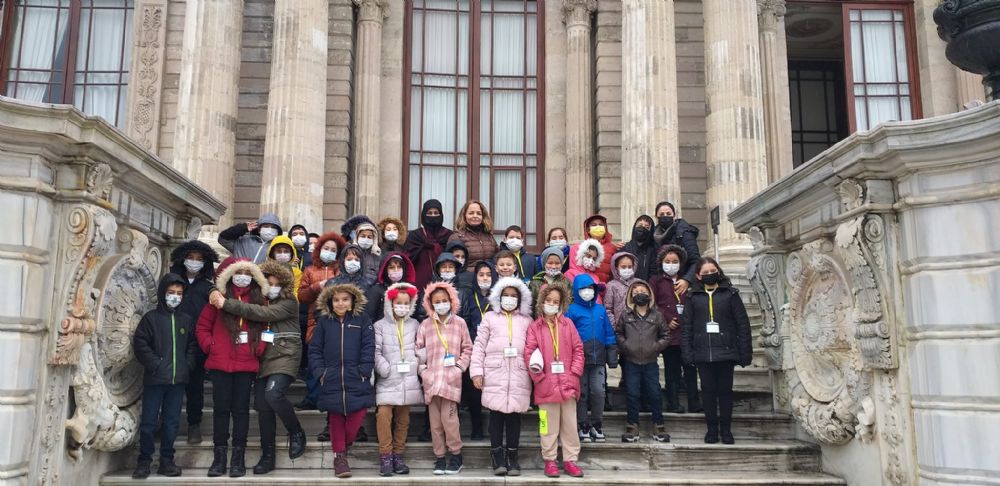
[493,90,524,153]
[850,21,865,84]
[480,90,491,151]
[526,14,537,77]
[412,10,423,72]
[862,21,897,83]
[493,171,522,230]
[425,11,458,73]
[867,97,899,127]
[493,13,525,76]
[458,12,470,76]
[457,89,468,151]
[894,20,909,83]
[901,97,912,120]
[862,10,891,21]
[456,167,468,206]
[494,155,522,167]
[422,87,457,151]
[423,166,457,228]
[480,168,491,209]
[855,98,869,131]
[410,87,422,150]
[481,13,492,75]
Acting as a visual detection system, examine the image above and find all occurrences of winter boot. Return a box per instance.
[252,445,276,475]
[653,423,671,443]
[379,453,394,477]
[288,429,307,459]
[132,460,151,479]
[505,448,521,476]
[704,421,720,444]
[156,457,182,477]
[207,446,227,477]
[229,446,247,478]
[490,447,507,475]
[187,423,202,445]
[720,421,735,444]
[622,423,640,443]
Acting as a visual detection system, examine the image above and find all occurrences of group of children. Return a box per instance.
[131,199,754,479]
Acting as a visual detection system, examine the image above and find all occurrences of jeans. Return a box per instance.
[576,364,606,427]
[305,368,321,406]
[138,384,185,462]
[488,411,521,449]
[210,370,255,447]
[696,361,736,428]
[623,360,663,425]
[185,349,207,425]
[254,374,302,448]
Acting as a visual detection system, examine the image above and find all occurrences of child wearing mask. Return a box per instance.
[218,213,283,264]
[416,282,473,475]
[537,227,571,272]
[373,283,423,476]
[470,277,534,476]
[524,286,586,478]
[604,252,639,328]
[529,246,573,315]
[309,283,375,478]
[266,235,302,295]
[445,241,476,292]
[132,274,198,479]
[498,225,537,282]
[616,281,671,443]
[366,252,417,322]
[331,244,374,290]
[378,217,407,254]
[456,261,498,440]
[564,274,617,444]
[354,222,384,283]
[288,224,312,269]
[298,232,347,415]
[565,240,606,302]
[651,245,701,414]
[571,215,616,283]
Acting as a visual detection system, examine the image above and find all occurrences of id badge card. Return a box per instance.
[676,304,685,315]
[396,362,412,374]
[261,330,275,343]
[504,346,518,358]
[551,361,565,374]
[443,354,456,367]
[706,321,720,334]
[238,331,249,344]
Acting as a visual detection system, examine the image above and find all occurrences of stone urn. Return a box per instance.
[934,0,1000,100]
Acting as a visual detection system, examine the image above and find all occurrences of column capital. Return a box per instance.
[354,0,389,24]
[757,0,787,32]
[562,0,596,28]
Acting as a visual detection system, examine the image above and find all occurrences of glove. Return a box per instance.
[606,346,619,369]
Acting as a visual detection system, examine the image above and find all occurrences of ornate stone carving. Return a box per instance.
[563,0,597,27]
[878,371,906,485]
[86,163,114,201]
[747,227,783,368]
[185,217,204,240]
[354,0,388,22]
[129,3,166,150]
[757,0,787,31]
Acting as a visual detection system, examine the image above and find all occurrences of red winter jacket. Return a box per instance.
[524,315,585,405]
[196,292,266,374]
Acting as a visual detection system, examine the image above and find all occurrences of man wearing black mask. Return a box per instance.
[652,202,701,295]
[403,199,453,290]
[622,215,659,281]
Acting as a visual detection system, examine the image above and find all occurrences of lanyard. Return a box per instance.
[433,315,451,355]
[706,289,716,322]
[514,252,525,277]
[546,317,560,360]
[395,318,407,357]
[505,312,514,346]
[475,293,490,319]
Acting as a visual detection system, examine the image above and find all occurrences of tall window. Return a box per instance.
[404,0,543,245]
[0,0,135,127]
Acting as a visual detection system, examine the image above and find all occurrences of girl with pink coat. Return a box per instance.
[469,277,534,476]
[524,285,586,478]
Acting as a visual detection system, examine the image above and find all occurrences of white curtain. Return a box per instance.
[7,0,69,102]
[849,8,912,131]
[74,1,133,127]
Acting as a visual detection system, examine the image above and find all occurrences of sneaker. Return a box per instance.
[578,424,592,443]
[392,453,410,475]
[433,456,447,475]
[590,423,606,443]
[544,460,560,478]
[379,453,394,477]
[131,461,151,479]
[156,458,182,477]
[563,460,584,478]
[653,424,671,443]
[333,453,352,478]
[622,423,640,443]
[445,453,463,475]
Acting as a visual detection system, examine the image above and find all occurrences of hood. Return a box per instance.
[382,282,419,319]
[610,251,637,282]
[539,246,565,268]
[267,234,299,262]
[378,217,408,246]
[657,244,688,275]
[355,222,383,256]
[573,238,606,270]
[433,252,463,278]
[473,260,498,288]
[583,214,612,243]
[316,283,368,317]
[257,212,282,235]
[338,244,365,274]
[216,259,270,295]
[488,276,533,316]
[341,215,374,241]
[169,240,219,280]
[311,232,348,268]
[445,240,469,259]
[571,273,603,306]
[421,281,462,318]
[258,260,296,301]
[625,279,656,310]
[629,215,656,246]
[157,273,188,311]
[288,224,308,244]
[533,282,570,316]
[376,251,417,286]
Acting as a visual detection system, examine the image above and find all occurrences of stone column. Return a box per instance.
[353,0,388,217]
[260,0,329,231]
[172,0,244,230]
[620,0,680,220]
[563,0,596,229]
[955,68,986,109]
[703,0,769,268]
[757,0,793,182]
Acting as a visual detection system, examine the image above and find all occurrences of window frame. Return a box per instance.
[401,0,546,247]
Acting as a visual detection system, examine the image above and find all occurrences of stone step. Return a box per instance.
[101,468,846,485]
[181,409,798,441]
[136,439,824,473]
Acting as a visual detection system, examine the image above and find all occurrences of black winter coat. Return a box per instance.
[309,287,376,415]
[133,273,199,386]
[653,219,701,284]
[680,282,753,366]
[168,240,218,325]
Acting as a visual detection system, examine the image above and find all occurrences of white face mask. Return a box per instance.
[274,253,292,263]
[582,257,597,270]
[662,263,680,276]
[320,250,337,264]
[440,271,456,281]
[578,288,595,302]
[357,237,374,250]
[455,257,466,267]
[500,295,519,312]
[268,286,281,300]
[308,243,316,253]
[384,230,399,242]
[345,260,362,274]
[393,304,410,317]
[545,268,562,278]
[478,280,492,290]
[232,274,253,288]
[506,238,523,251]
[433,302,451,315]
[165,294,182,309]
[184,259,204,274]
[259,227,278,242]
[549,239,567,249]
[619,268,634,280]
[543,303,560,316]
[291,234,307,247]
[388,270,404,282]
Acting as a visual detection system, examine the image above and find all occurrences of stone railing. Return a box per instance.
[0,97,224,485]
[731,101,1000,486]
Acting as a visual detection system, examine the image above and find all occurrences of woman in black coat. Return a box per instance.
[652,201,702,294]
[680,257,752,446]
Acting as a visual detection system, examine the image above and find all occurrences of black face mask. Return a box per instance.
[632,225,651,243]
[632,293,651,307]
[423,214,443,229]
[658,216,674,228]
[701,272,721,286]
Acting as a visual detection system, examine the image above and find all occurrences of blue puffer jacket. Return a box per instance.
[309,283,376,415]
[564,274,617,366]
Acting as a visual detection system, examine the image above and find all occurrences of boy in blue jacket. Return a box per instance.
[564,274,618,443]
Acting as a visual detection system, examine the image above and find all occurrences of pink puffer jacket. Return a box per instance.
[469,277,534,414]
[524,313,585,405]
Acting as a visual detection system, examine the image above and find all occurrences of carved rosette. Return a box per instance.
[747,227,783,368]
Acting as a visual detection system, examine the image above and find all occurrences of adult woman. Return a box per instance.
[404,199,453,290]
[652,202,701,295]
[448,200,499,271]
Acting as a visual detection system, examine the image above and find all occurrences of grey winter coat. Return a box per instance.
[218,212,283,264]
[373,283,425,406]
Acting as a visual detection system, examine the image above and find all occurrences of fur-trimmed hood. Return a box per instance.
[533,283,570,317]
[216,259,270,294]
[168,240,219,280]
[258,260,296,301]
[625,279,656,310]
[310,232,348,268]
[341,215,374,241]
[355,222,382,256]
[316,283,368,317]
[421,281,461,318]
[377,217,408,246]
[488,277,533,316]
[574,238,606,269]
[382,282,419,319]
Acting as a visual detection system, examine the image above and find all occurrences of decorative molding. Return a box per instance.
[354,0,388,23]
[747,227,783,368]
[878,371,906,485]
[757,0,787,31]
[126,1,168,152]
[86,163,114,202]
[562,0,597,27]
